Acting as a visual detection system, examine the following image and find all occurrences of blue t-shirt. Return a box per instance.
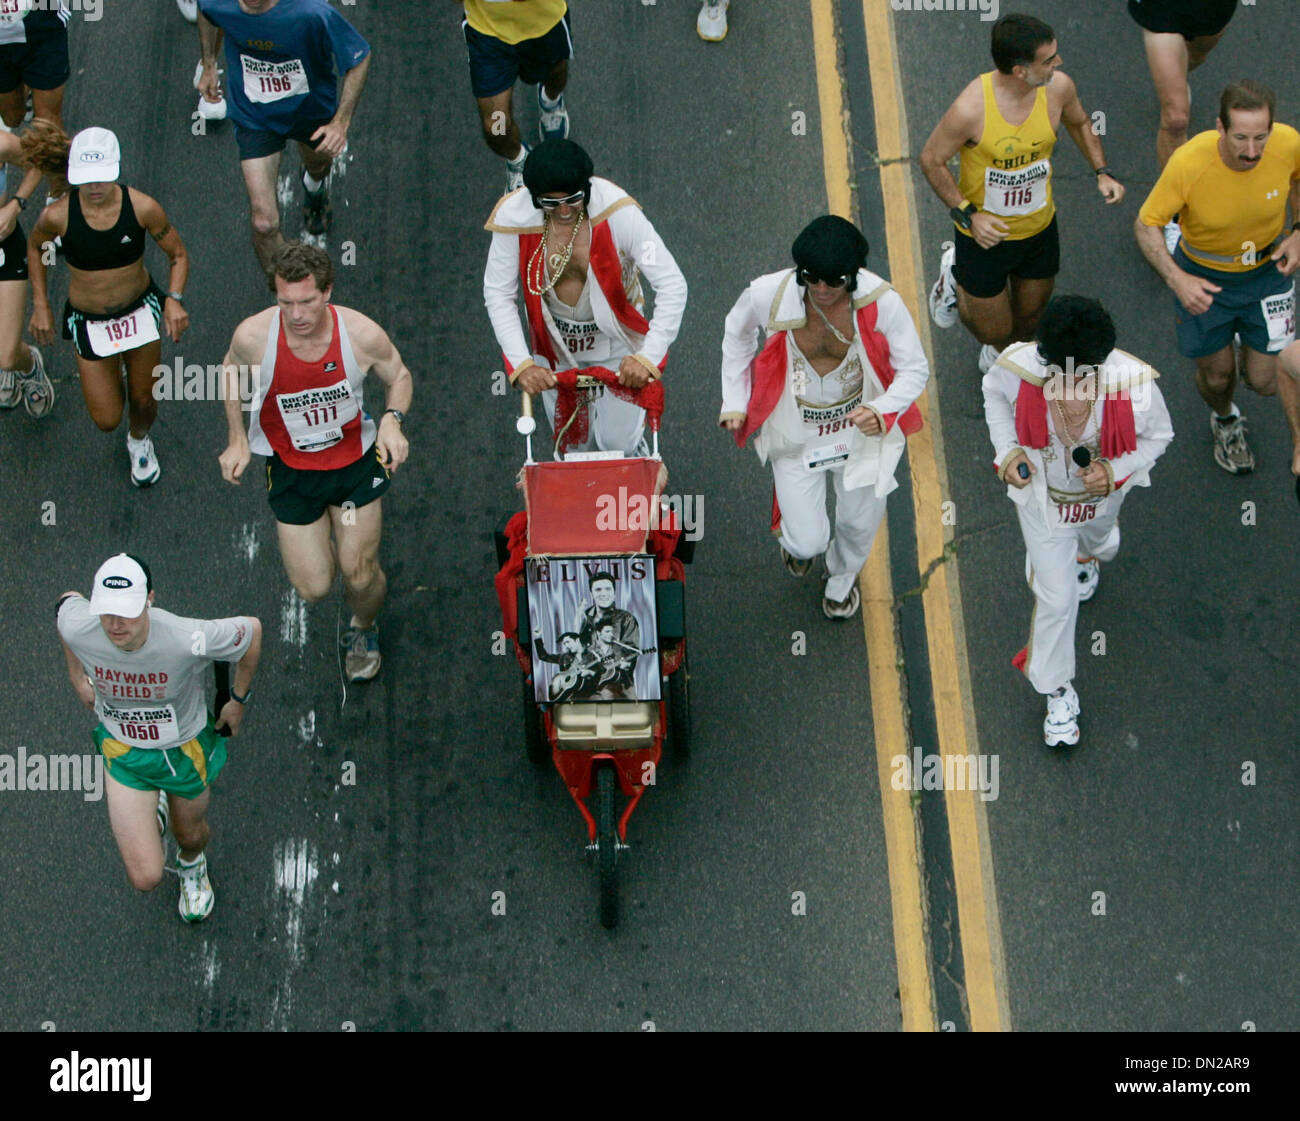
[198,0,370,133]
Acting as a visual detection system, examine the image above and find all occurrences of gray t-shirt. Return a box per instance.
[58,597,255,749]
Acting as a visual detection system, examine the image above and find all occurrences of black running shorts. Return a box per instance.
[953,216,1060,300]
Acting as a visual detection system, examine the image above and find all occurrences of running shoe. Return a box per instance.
[127,432,161,487]
[16,346,53,418]
[537,88,570,143]
[1212,408,1254,474]
[698,1,730,42]
[928,243,958,328]
[505,145,529,193]
[302,180,332,235]
[156,790,170,838]
[781,544,813,578]
[176,0,198,21]
[1075,556,1100,602]
[343,623,382,682]
[1163,218,1181,256]
[977,343,1000,374]
[1044,683,1080,747]
[0,367,18,409]
[822,585,861,620]
[177,852,214,923]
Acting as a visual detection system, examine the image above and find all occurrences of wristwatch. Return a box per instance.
[9,195,27,211]
[950,200,975,230]
[230,687,251,705]
[167,290,185,303]
[383,409,405,425]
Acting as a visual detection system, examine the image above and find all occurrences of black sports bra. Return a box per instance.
[63,185,146,272]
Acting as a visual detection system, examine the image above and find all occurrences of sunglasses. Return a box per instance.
[538,190,585,210]
[798,268,852,288]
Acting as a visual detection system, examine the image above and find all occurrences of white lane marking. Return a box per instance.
[276,173,293,209]
[280,589,307,647]
[298,710,315,743]
[235,523,258,563]
[300,231,327,251]
[274,837,319,963]
[200,941,219,991]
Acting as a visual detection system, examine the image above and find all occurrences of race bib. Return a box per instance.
[554,315,611,360]
[85,304,160,358]
[800,391,862,432]
[1261,286,1296,352]
[1055,501,1098,525]
[241,55,310,104]
[101,701,180,748]
[0,0,25,45]
[803,439,853,472]
[984,160,1050,218]
[275,380,359,452]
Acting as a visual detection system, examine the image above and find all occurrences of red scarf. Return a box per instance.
[1014,379,1137,457]
[735,300,923,448]
[511,220,663,376]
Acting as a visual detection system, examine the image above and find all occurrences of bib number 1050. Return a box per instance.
[119,722,161,741]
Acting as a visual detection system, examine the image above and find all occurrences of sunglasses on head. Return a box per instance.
[798,268,852,288]
[538,190,585,210]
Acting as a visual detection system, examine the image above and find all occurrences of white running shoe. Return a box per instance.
[16,346,54,418]
[978,343,1000,374]
[698,1,729,41]
[928,243,958,328]
[1075,556,1100,602]
[177,853,214,923]
[537,88,570,142]
[127,432,161,487]
[505,145,529,193]
[0,366,18,409]
[821,584,861,620]
[176,0,198,22]
[1163,218,1181,255]
[1043,683,1080,747]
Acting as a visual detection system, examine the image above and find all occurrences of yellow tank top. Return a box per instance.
[463,0,568,46]
[958,72,1057,240]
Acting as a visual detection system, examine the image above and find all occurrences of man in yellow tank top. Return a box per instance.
[919,14,1123,374]
[1136,80,1300,482]
[458,0,573,192]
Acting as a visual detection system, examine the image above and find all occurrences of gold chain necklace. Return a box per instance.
[525,212,587,297]
[1050,391,1094,447]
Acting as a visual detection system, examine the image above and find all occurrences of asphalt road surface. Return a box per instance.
[0,0,1294,1034]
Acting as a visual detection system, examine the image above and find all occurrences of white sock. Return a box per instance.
[303,169,326,193]
[539,87,563,110]
[506,144,527,165]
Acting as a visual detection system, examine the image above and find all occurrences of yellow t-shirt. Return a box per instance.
[957,72,1057,241]
[463,0,568,46]
[1138,125,1300,272]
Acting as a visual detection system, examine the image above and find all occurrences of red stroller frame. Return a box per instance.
[494,369,692,928]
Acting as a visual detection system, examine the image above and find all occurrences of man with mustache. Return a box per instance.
[1135,80,1300,479]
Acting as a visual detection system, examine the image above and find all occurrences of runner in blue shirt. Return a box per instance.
[195,0,371,278]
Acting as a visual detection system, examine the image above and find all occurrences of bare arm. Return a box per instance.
[216,618,263,736]
[1134,216,1219,314]
[217,317,267,484]
[197,11,225,101]
[135,191,191,341]
[346,309,413,471]
[312,53,371,157]
[918,85,981,210]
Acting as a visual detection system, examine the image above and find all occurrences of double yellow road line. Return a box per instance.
[810,0,1011,1031]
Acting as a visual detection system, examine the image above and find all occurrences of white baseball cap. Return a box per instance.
[88,554,150,617]
[67,127,121,186]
